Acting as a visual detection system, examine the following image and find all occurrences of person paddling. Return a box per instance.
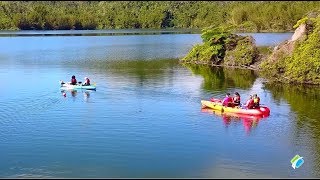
[243,95,254,109]
[83,77,91,86]
[253,94,260,108]
[70,75,77,85]
[233,92,241,106]
[222,93,233,107]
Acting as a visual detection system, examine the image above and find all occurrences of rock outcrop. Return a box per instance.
[181,26,259,68]
[266,23,306,64]
[224,35,258,67]
[259,12,320,85]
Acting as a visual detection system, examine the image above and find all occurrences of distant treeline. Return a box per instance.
[1,1,320,31]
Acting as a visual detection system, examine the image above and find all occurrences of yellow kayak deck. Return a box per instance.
[201,100,269,116]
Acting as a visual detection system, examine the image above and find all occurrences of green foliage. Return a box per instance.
[293,17,309,29]
[0,1,320,30]
[182,26,233,63]
[284,18,320,84]
[224,36,257,66]
[260,50,287,79]
[257,46,272,55]
[260,15,320,85]
[237,21,258,32]
[181,42,220,63]
[201,26,233,43]
[182,25,257,67]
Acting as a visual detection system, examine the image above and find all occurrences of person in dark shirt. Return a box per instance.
[233,92,241,106]
[71,75,77,85]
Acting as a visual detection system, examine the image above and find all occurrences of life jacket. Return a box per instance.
[71,78,77,85]
[253,97,260,107]
[233,96,240,105]
[246,99,254,109]
[222,97,233,107]
[85,79,90,85]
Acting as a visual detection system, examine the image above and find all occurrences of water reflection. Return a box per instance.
[83,91,90,102]
[201,108,264,135]
[92,59,180,86]
[60,89,92,102]
[95,59,179,77]
[264,83,320,138]
[182,64,258,91]
[264,82,320,176]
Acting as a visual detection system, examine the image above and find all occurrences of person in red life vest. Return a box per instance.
[243,95,254,109]
[233,92,241,106]
[253,94,260,108]
[70,75,77,85]
[222,93,233,107]
[83,77,91,86]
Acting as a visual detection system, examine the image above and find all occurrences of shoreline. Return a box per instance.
[179,60,320,86]
[179,60,260,71]
[0,28,294,33]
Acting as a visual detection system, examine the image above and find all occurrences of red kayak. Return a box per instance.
[201,107,266,119]
[202,98,270,117]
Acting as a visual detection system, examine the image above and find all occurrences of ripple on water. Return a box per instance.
[203,157,277,178]
[0,91,68,141]
[0,32,318,178]
[9,167,55,178]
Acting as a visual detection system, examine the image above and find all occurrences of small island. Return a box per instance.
[180,12,320,85]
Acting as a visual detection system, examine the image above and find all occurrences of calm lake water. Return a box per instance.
[0,30,319,178]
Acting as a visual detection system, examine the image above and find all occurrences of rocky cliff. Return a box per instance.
[260,12,320,85]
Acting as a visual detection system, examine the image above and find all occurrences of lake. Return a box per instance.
[0,30,319,178]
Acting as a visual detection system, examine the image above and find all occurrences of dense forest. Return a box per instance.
[1,1,320,32]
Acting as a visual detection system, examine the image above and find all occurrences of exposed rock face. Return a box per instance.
[291,23,306,41]
[266,22,307,64]
[259,12,320,84]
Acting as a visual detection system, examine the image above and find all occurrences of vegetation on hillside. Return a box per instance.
[182,10,320,85]
[260,14,320,85]
[1,1,320,31]
[180,25,258,67]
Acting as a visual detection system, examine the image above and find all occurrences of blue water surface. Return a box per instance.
[0,30,318,178]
